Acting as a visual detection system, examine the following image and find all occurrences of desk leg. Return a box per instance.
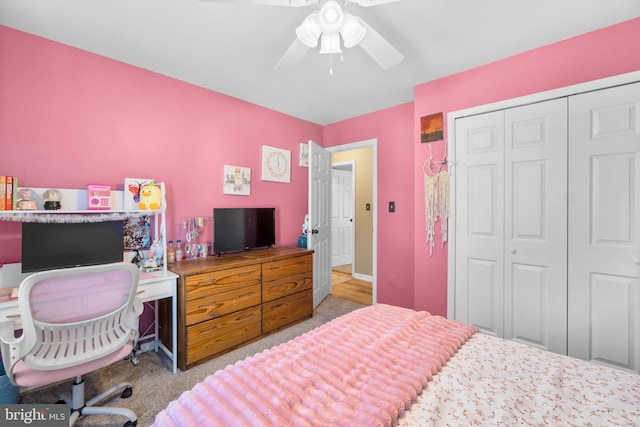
[154,299,159,352]
[172,287,177,373]
[156,295,178,373]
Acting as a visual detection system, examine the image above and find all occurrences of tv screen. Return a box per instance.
[22,220,125,273]
[213,208,275,255]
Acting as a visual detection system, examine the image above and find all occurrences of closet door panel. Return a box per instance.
[454,111,504,336]
[569,82,640,373]
[504,98,568,354]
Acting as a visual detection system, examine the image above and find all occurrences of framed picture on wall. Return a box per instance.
[421,113,444,143]
[300,142,309,167]
[261,145,291,183]
[223,165,251,196]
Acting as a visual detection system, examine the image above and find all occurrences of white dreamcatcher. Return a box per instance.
[423,143,450,256]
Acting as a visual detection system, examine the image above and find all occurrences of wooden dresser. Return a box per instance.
[166,247,313,370]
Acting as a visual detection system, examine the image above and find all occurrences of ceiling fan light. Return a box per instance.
[319,0,344,33]
[341,14,366,48]
[319,32,342,54]
[296,12,321,48]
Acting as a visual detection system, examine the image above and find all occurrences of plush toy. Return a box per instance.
[138,183,162,210]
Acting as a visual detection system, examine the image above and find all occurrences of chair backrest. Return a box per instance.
[6,263,140,374]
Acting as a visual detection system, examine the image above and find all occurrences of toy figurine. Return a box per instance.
[138,183,162,210]
[142,237,163,271]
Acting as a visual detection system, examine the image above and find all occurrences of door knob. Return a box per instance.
[509,248,517,254]
[312,229,319,234]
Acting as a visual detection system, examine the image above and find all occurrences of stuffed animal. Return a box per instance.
[138,183,162,210]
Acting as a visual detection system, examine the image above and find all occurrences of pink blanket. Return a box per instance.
[152,304,478,427]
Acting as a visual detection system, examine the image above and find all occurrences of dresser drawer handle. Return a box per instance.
[239,292,254,298]
[271,303,284,309]
[238,312,255,320]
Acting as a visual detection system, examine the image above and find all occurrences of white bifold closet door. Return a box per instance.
[454,98,568,355]
[568,82,640,372]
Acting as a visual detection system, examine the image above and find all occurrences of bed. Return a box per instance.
[152,304,640,426]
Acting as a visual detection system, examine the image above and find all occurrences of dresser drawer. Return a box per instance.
[263,272,312,303]
[262,254,312,282]
[186,305,261,366]
[262,290,312,334]
[185,265,261,301]
[186,283,260,326]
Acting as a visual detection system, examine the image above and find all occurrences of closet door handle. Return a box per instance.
[632,257,640,265]
[509,248,517,255]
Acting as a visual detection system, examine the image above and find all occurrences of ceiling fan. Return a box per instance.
[202,0,405,71]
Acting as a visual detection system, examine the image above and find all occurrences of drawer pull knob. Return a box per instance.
[238,313,254,320]
[272,303,284,309]
[239,292,254,298]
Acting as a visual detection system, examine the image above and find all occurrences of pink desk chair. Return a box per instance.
[0,263,143,427]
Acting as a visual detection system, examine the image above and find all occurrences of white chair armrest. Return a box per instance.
[133,298,143,317]
[0,318,23,381]
[0,318,19,345]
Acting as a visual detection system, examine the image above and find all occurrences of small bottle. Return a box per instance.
[167,240,176,263]
[175,239,183,261]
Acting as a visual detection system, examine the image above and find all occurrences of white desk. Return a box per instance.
[0,269,179,373]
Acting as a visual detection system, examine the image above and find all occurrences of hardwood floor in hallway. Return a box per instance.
[331,265,372,306]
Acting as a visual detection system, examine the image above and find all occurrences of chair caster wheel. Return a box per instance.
[123,420,137,427]
[121,386,133,399]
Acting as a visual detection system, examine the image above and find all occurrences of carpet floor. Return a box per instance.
[20,295,365,426]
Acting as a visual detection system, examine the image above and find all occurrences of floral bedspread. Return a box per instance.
[397,333,640,426]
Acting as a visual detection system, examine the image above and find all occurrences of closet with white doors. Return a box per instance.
[450,79,640,374]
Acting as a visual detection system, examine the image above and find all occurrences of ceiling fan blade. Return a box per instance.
[357,18,404,70]
[275,38,310,69]
[200,0,317,6]
[346,0,405,6]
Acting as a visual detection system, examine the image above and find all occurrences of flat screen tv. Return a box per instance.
[213,208,275,255]
[21,220,125,273]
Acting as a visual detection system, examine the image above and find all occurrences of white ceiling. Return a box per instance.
[1,0,638,125]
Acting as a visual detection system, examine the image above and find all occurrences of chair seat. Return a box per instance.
[13,343,133,388]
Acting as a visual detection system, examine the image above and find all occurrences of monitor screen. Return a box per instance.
[213,208,275,255]
[21,220,125,273]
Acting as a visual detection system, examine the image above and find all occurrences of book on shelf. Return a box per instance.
[4,176,16,210]
[0,176,5,211]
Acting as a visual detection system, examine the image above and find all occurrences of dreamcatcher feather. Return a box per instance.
[423,145,450,256]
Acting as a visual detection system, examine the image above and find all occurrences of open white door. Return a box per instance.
[308,140,332,307]
[331,165,354,268]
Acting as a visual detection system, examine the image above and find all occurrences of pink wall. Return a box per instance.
[1,18,639,317]
[412,18,640,316]
[0,26,322,263]
[323,103,414,308]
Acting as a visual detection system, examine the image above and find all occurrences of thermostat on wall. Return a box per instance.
[87,184,112,210]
